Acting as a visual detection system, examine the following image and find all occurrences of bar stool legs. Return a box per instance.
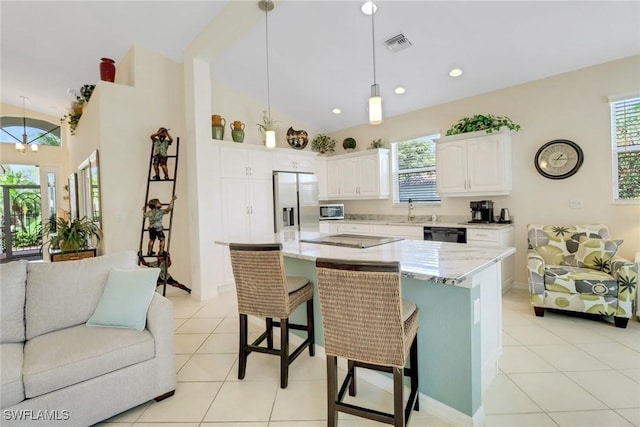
[326,335,420,427]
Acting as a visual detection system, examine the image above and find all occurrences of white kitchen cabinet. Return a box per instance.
[273,149,316,173]
[316,157,328,200]
[219,144,274,241]
[337,222,374,234]
[319,221,340,234]
[435,130,512,196]
[373,224,423,240]
[466,226,515,292]
[326,149,390,200]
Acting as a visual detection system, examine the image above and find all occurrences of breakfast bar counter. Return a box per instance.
[216,232,515,425]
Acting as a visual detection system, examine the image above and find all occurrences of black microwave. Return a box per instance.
[319,204,344,220]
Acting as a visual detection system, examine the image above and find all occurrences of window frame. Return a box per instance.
[610,95,640,204]
[391,133,441,207]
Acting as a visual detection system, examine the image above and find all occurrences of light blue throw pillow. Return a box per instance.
[87,268,160,331]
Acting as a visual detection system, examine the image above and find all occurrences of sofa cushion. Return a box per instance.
[0,259,28,343]
[26,251,137,340]
[0,343,25,408]
[22,324,154,398]
[87,267,160,331]
[544,266,618,297]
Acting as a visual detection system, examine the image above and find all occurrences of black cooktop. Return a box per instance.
[300,234,403,249]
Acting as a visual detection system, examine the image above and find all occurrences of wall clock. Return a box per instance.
[534,139,584,179]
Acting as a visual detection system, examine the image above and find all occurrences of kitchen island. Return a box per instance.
[216,232,515,426]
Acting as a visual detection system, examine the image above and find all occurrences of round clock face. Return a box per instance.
[534,139,584,179]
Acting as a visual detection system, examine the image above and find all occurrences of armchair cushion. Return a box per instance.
[545,266,618,297]
[575,237,623,272]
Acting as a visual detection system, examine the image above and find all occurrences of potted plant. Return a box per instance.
[311,134,336,155]
[368,138,386,149]
[445,114,521,136]
[342,137,357,151]
[42,216,102,252]
[63,84,95,135]
[257,110,278,138]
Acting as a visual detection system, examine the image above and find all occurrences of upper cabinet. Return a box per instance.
[272,148,316,173]
[435,130,512,196]
[324,149,390,200]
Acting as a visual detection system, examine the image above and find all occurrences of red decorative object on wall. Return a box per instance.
[100,58,116,82]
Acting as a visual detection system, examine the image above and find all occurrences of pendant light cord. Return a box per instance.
[265,3,272,122]
[371,3,377,85]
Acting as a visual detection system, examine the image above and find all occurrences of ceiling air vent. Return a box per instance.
[384,33,412,52]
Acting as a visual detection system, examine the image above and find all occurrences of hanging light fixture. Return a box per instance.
[1,96,59,153]
[367,1,382,125]
[259,0,276,149]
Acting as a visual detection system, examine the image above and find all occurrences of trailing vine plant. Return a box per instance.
[445,114,521,136]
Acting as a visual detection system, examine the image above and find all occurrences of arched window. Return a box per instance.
[0,116,62,146]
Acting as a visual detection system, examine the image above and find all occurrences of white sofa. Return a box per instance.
[0,251,176,427]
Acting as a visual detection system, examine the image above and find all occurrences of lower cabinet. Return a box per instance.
[467,227,514,292]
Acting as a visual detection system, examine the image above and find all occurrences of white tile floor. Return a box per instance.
[99,288,640,427]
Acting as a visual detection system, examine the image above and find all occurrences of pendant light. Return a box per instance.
[259,0,276,149]
[368,1,382,125]
[1,96,60,153]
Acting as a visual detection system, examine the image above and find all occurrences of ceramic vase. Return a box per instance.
[230,121,245,143]
[211,114,226,140]
[100,58,116,82]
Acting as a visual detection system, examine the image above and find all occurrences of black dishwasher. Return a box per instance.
[424,226,467,243]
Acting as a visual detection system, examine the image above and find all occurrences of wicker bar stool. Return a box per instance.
[229,243,315,389]
[315,258,419,427]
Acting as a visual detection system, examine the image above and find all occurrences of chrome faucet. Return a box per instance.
[408,198,414,221]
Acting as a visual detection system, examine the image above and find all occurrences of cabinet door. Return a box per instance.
[219,146,249,179]
[294,154,316,173]
[467,135,504,193]
[357,155,379,197]
[436,140,468,194]
[248,178,274,239]
[316,157,328,200]
[247,150,273,180]
[221,177,251,241]
[326,160,342,198]
[340,158,359,197]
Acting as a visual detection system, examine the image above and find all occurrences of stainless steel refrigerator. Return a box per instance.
[273,172,319,233]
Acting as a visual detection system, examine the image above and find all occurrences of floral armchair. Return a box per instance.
[527,224,637,328]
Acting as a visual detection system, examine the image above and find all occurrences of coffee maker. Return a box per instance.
[469,200,495,223]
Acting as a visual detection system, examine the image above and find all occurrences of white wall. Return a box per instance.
[327,55,640,286]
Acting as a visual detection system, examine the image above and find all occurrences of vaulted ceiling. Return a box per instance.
[2,1,639,133]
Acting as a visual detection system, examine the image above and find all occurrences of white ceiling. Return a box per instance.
[2,1,640,133]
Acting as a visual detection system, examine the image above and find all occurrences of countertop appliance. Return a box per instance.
[319,203,344,220]
[300,234,403,248]
[498,208,512,223]
[273,172,319,233]
[424,226,467,243]
[469,200,495,224]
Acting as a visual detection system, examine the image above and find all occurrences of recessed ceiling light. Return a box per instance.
[332,108,342,114]
[394,87,406,94]
[449,68,463,77]
[361,1,377,15]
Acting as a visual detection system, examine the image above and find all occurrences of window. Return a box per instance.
[611,97,640,202]
[391,134,440,203]
[0,116,62,146]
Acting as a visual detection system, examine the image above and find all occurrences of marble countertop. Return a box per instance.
[216,231,516,287]
[333,219,514,230]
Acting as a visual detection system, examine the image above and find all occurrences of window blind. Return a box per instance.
[393,137,440,202]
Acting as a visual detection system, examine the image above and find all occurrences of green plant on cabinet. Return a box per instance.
[311,134,336,155]
[445,114,521,136]
[368,138,386,149]
[63,84,95,135]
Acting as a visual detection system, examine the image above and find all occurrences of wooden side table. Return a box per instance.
[50,248,97,262]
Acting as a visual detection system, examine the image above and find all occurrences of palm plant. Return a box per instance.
[42,216,102,252]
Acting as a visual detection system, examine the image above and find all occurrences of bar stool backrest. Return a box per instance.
[229,243,289,318]
[316,258,407,367]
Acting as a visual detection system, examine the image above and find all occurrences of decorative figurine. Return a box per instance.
[150,127,173,180]
[143,195,176,256]
[139,252,191,294]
